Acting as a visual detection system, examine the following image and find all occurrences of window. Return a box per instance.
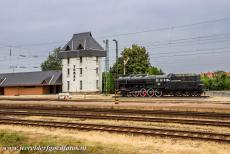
[78,44,84,50]
[67,68,70,76]
[73,65,76,72]
[65,45,71,51]
[67,81,70,91]
[67,58,70,64]
[80,68,83,77]
[73,72,76,81]
[96,57,99,64]
[96,80,99,89]
[80,57,82,63]
[96,67,99,75]
[80,80,83,90]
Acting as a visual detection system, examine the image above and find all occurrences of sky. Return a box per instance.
[0,0,230,73]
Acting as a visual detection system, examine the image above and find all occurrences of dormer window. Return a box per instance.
[77,44,84,50]
[66,45,71,51]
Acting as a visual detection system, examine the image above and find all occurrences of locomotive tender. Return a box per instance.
[116,73,204,97]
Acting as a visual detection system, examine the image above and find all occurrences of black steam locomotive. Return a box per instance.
[116,73,204,97]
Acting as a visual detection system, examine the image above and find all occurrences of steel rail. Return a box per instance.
[0,118,229,143]
[0,110,229,127]
[0,105,229,118]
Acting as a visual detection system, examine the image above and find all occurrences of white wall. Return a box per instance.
[62,57,102,93]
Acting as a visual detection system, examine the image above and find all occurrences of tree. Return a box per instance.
[102,72,115,94]
[41,47,62,71]
[147,66,164,75]
[110,44,163,76]
[224,76,230,89]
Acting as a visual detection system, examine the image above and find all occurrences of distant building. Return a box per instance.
[0,71,62,95]
[201,71,230,78]
[59,32,106,93]
[200,72,215,78]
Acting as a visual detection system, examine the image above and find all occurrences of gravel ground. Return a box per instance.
[0,97,229,113]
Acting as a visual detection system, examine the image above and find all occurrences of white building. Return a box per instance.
[59,32,106,93]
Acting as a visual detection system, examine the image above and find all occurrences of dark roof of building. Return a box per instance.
[59,32,106,58]
[0,71,62,87]
[62,32,104,51]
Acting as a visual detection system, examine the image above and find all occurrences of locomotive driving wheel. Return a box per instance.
[127,92,132,97]
[139,88,147,97]
[155,89,162,97]
[183,91,189,96]
[175,91,182,96]
[131,90,140,97]
[147,88,155,97]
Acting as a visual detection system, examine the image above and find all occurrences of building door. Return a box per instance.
[0,88,4,95]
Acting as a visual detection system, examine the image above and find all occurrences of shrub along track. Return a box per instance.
[0,117,229,143]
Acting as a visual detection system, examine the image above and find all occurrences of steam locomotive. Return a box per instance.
[116,73,204,97]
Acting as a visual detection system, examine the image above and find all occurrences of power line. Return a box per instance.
[1,17,230,48]
[95,17,230,38]
[145,38,230,50]
[143,33,230,48]
[105,33,230,52]
[151,50,230,58]
[150,46,230,55]
[0,16,230,72]
[109,47,230,60]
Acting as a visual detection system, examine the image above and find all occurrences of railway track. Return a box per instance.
[0,110,230,127]
[0,105,229,119]
[0,118,229,143]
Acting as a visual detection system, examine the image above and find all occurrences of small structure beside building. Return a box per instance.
[0,71,62,96]
[59,32,106,93]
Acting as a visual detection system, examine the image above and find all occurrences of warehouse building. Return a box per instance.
[0,71,62,95]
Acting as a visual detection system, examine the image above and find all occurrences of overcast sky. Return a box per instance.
[0,0,230,73]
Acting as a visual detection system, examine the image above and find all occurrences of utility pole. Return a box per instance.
[113,40,118,76]
[9,47,13,72]
[123,57,129,75]
[105,40,109,73]
[10,48,12,56]
[113,40,118,104]
[103,40,109,95]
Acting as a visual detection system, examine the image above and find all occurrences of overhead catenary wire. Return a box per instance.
[0,16,229,48]
[0,16,230,72]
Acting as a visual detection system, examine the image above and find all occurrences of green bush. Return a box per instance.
[102,72,115,94]
[0,130,25,146]
[201,71,230,90]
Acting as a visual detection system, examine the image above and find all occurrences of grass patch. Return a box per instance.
[0,129,135,154]
[0,130,25,146]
